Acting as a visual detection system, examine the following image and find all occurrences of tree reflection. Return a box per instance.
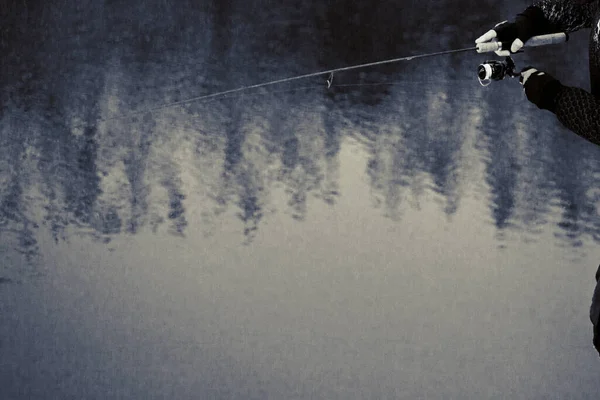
[3,0,600,268]
[479,93,521,232]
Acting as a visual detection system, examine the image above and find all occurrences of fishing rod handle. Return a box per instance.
[476,32,568,53]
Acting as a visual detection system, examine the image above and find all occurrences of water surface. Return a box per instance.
[2,1,600,398]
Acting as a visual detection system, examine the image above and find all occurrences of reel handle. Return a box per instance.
[476,32,568,53]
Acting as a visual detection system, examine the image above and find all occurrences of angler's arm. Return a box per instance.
[522,69,600,144]
[554,87,600,144]
[529,0,595,33]
[590,265,600,356]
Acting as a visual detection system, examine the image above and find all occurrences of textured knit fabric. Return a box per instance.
[555,87,600,142]
[531,0,596,33]
[525,1,600,142]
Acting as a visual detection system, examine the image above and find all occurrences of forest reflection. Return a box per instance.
[2,0,600,265]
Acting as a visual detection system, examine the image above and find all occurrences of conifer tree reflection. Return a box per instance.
[5,0,600,264]
[547,131,593,248]
[478,93,520,238]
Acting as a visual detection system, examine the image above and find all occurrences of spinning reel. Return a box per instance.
[477,56,520,86]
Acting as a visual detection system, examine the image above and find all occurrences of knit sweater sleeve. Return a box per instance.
[531,0,595,32]
[554,86,600,145]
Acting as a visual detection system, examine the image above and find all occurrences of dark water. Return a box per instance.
[3,1,600,399]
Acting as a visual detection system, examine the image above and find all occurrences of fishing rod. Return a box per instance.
[98,32,567,124]
[166,33,568,101]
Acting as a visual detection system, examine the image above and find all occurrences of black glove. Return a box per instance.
[519,67,564,113]
[475,6,559,56]
[594,323,600,357]
[592,264,600,357]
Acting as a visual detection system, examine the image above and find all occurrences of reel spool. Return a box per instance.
[477,56,519,86]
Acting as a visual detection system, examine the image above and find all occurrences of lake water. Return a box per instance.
[2,1,600,398]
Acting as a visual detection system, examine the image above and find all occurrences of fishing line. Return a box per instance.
[179,79,465,126]
[153,80,448,109]
[186,84,322,104]
[98,78,475,129]
[93,85,323,129]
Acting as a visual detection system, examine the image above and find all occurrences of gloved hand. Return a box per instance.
[475,6,558,56]
[519,66,563,113]
[475,21,529,56]
[591,264,600,357]
[594,324,600,357]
